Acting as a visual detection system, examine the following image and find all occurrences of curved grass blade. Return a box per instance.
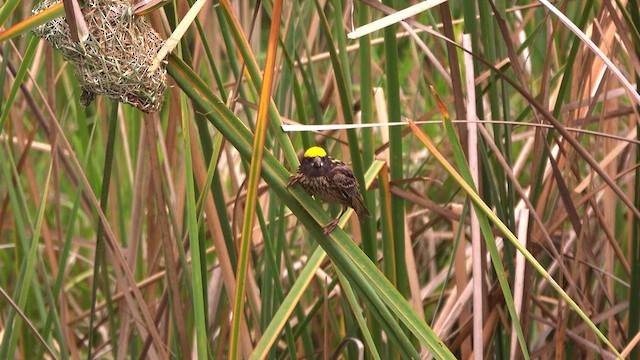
[0,3,64,43]
[407,92,621,358]
[424,93,529,358]
[168,54,455,359]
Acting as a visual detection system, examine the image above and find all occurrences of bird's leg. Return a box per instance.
[322,219,339,235]
[323,207,347,235]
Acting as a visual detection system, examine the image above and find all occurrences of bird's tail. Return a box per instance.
[351,194,371,218]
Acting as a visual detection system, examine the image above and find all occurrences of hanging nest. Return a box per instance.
[32,0,167,113]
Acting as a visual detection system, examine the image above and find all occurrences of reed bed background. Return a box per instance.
[0,0,639,358]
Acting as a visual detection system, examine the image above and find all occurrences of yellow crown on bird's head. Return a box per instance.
[304,146,327,158]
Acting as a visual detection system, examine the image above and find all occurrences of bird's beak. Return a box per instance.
[312,156,323,168]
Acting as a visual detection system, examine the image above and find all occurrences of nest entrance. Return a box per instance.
[33,0,167,113]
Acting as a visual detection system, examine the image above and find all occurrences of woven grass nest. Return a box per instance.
[32,0,167,113]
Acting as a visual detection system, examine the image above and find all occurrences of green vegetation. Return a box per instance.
[0,0,638,358]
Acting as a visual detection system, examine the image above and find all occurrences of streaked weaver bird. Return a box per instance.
[287,146,370,234]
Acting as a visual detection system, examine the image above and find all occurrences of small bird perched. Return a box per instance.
[287,146,370,234]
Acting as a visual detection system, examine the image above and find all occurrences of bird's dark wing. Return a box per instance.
[328,166,360,197]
